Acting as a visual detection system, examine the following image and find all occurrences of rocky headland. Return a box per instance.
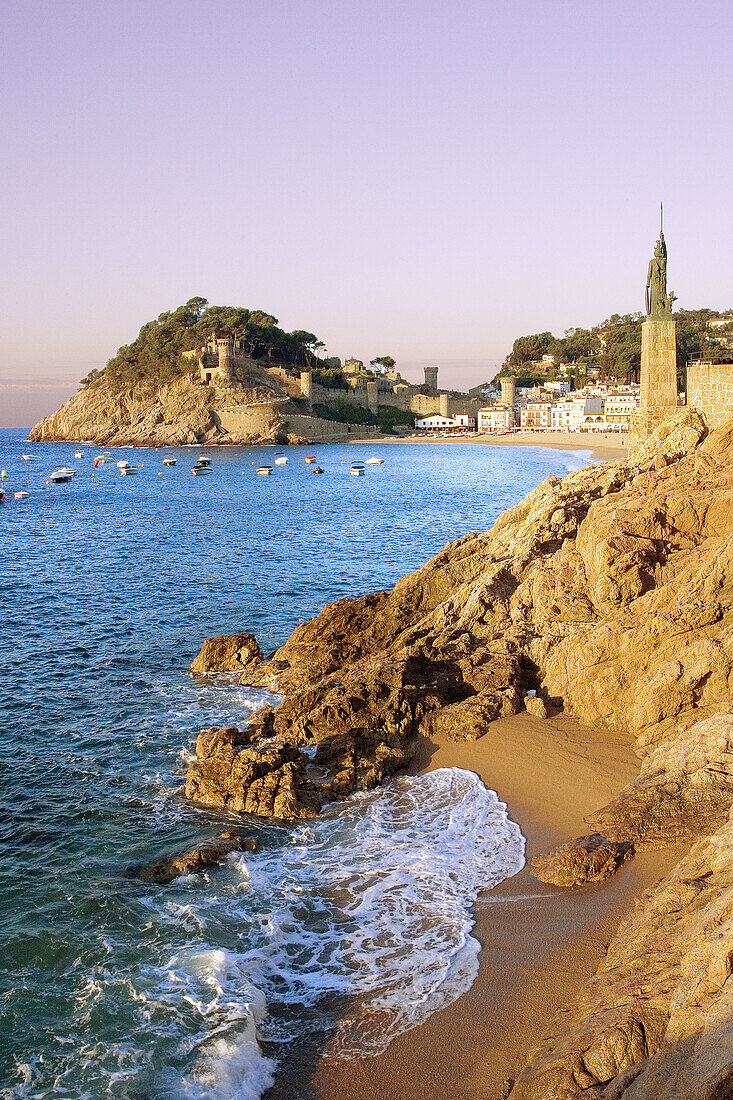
[26,372,304,448]
[185,408,733,1099]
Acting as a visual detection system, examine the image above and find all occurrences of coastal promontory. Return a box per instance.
[186,408,733,1099]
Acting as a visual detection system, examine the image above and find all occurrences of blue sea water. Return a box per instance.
[0,431,591,1098]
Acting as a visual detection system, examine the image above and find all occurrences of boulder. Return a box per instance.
[137,833,247,884]
[185,737,322,820]
[524,694,550,719]
[530,834,634,887]
[190,633,263,674]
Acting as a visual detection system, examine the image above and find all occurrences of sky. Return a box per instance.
[1,0,732,426]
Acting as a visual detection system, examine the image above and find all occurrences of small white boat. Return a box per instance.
[366,457,384,465]
[305,455,317,464]
[192,463,211,475]
[14,491,29,500]
[162,456,176,467]
[20,454,39,461]
[256,465,273,476]
[274,453,288,465]
[196,456,212,468]
[120,465,138,476]
[49,467,76,484]
[117,459,131,469]
[350,463,366,476]
[74,451,84,459]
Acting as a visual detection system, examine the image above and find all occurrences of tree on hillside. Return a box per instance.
[370,356,396,372]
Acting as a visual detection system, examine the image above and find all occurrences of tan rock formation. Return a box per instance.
[530,834,635,887]
[185,411,733,1096]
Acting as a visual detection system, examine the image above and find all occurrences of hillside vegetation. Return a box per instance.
[80,297,323,393]
[499,309,733,386]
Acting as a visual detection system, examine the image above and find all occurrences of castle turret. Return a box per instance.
[424,366,439,393]
[367,380,379,415]
[500,377,516,408]
[300,370,313,410]
[217,336,235,382]
[439,392,450,417]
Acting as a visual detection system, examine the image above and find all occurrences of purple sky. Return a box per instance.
[2,0,732,426]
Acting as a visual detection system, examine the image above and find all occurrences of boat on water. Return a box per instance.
[20,454,39,461]
[311,465,324,474]
[162,456,176,466]
[0,489,5,501]
[49,467,76,484]
[196,456,212,468]
[366,457,384,464]
[14,491,29,500]
[256,465,273,476]
[116,460,131,469]
[74,451,84,459]
[350,463,366,476]
[120,465,138,476]
[305,455,316,464]
[191,463,211,476]
[274,453,288,465]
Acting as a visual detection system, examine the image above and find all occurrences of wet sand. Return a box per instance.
[301,714,679,1100]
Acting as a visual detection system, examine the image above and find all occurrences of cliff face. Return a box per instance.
[188,407,733,1099]
[27,372,288,447]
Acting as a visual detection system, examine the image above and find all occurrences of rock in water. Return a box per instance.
[138,833,248,884]
[185,726,322,819]
[530,834,635,887]
[189,633,262,674]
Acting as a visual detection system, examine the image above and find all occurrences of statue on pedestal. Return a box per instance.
[645,205,675,316]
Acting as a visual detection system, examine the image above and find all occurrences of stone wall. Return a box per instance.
[687,361,733,429]
[215,405,379,443]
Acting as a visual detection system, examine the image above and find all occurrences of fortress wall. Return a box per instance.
[215,406,379,443]
[687,362,733,429]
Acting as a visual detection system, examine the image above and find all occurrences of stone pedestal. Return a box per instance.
[630,315,678,448]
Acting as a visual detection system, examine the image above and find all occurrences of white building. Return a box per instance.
[478,404,514,432]
[604,389,639,428]
[415,414,475,430]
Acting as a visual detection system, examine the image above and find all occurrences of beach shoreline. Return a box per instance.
[349,431,629,462]
[290,714,679,1100]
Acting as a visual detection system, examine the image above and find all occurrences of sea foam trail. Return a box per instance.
[170,767,525,1094]
[7,769,524,1099]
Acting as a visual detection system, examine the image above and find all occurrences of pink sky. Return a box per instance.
[1,0,732,425]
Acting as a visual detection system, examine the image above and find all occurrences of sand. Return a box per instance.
[264,715,681,1100]
[350,431,629,463]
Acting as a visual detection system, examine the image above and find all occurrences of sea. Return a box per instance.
[0,430,592,1099]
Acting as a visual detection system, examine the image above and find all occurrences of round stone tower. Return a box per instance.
[367,380,379,415]
[217,336,235,383]
[424,365,439,393]
[300,370,313,410]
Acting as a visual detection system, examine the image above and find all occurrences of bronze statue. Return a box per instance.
[645,205,674,316]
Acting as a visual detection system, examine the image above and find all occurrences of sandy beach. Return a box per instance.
[266,714,680,1100]
[351,431,629,463]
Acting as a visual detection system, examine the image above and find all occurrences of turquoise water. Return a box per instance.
[0,432,590,1097]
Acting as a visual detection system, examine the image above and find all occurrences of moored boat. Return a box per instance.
[350,463,366,476]
[196,456,212,468]
[120,465,138,476]
[116,460,131,469]
[20,454,38,461]
[311,465,324,474]
[14,491,29,500]
[191,463,211,475]
[305,455,316,464]
[162,456,176,466]
[49,467,76,484]
[274,453,288,465]
[366,457,384,464]
[256,465,273,476]
[74,451,84,459]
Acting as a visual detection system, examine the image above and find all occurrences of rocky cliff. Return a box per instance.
[187,408,733,1099]
[27,372,293,447]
